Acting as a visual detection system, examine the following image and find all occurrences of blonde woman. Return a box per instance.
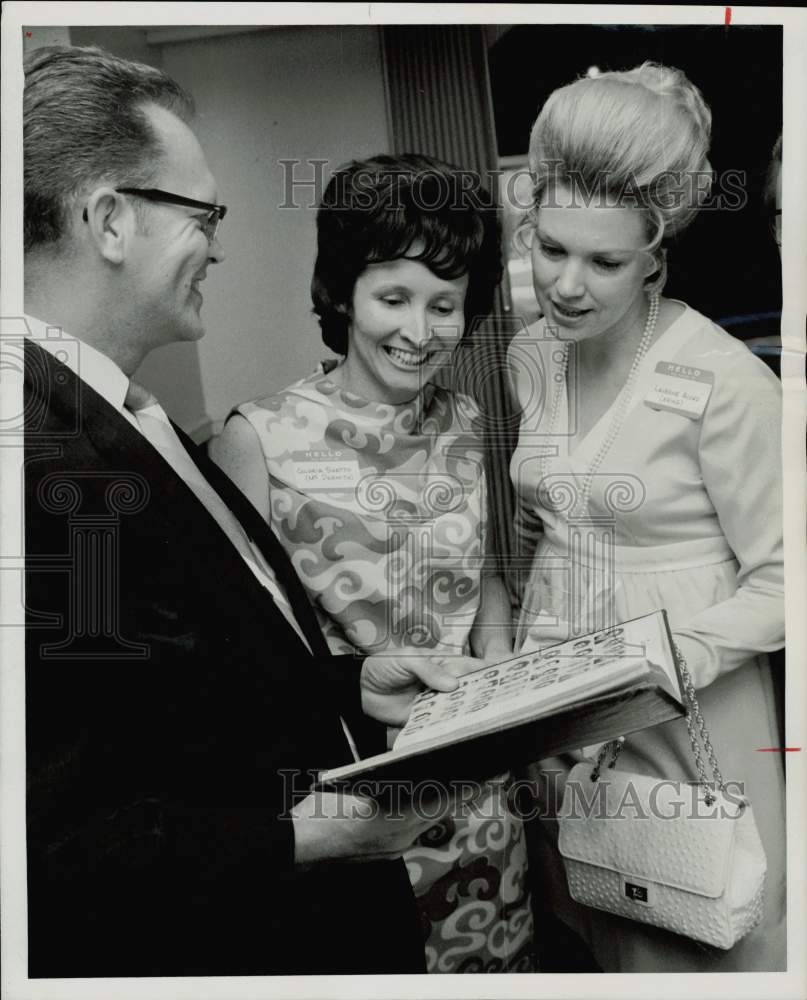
[509,64,785,972]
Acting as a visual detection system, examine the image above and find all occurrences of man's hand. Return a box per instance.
[291,790,451,865]
[360,653,485,726]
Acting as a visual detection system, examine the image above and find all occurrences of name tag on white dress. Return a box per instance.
[643,362,714,419]
[291,449,361,490]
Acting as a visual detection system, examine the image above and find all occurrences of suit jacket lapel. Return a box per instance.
[171,422,331,659]
[25,340,313,650]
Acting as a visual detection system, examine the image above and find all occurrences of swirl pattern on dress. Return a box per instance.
[242,369,487,654]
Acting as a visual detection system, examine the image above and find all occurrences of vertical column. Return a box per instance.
[35,472,151,659]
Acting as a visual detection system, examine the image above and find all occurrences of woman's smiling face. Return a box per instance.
[342,255,468,404]
[531,182,654,344]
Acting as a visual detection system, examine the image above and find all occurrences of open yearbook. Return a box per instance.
[317,610,685,792]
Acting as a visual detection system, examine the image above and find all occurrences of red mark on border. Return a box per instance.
[26,31,32,37]
[725,7,731,25]
[756,747,801,752]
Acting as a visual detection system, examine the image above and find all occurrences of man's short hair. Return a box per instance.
[23,45,194,252]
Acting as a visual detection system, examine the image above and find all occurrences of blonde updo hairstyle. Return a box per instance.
[523,62,713,293]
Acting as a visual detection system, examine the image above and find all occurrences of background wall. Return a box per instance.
[32,26,390,439]
[152,27,389,438]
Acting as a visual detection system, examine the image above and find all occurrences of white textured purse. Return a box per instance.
[557,648,767,950]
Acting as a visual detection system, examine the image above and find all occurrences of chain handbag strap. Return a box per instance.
[589,643,725,805]
[590,736,626,782]
[675,641,725,804]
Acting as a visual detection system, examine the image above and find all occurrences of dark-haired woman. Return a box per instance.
[212,155,534,972]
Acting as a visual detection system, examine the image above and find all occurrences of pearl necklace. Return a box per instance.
[539,292,660,517]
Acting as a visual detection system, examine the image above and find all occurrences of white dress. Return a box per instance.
[508,302,786,972]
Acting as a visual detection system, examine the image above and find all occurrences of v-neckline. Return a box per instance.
[557,301,692,462]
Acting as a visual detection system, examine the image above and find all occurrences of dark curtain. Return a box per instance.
[380,25,521,577]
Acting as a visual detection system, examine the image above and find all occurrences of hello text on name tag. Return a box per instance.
[644,362,714,420]
[291,449,360,490]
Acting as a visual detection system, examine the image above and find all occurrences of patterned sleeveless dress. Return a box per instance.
[236,363,535,973]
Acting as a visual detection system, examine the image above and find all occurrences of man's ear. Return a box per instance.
[81,188,133,265]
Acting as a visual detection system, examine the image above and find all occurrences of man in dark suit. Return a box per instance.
[22,45,478,977]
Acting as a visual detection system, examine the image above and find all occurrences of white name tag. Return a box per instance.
[644,362,714,419]
[291,449,360,490]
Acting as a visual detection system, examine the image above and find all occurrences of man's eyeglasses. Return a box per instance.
[82,188,227,243]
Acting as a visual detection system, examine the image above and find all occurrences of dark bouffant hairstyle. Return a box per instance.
[24,45,194,252]
[311,154,503,355]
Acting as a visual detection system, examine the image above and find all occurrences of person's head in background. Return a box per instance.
[311,153,502,404]
[765,134,782,253]
[23,45,225,374]
[522,62,712,345]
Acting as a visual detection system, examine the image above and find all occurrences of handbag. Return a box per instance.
[557,645,767,949]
